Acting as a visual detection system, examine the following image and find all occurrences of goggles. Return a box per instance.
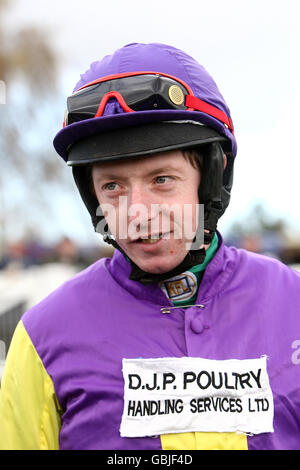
[64,72,234,133]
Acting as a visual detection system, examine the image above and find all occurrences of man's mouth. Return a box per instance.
[131,232,170,244]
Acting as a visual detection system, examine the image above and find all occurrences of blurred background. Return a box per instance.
[0,0,300,372]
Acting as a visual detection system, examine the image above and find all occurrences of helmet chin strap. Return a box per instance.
[103,234,206,285]
[199,142,225,245]
[129,247,206,285]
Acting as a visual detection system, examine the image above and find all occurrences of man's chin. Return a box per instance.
[129,257,187,275]
[136,264,170,275]
[117,239,188,274]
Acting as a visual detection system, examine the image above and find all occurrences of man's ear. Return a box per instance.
[223,153,227,170]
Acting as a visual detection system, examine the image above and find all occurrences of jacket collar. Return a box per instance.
[106,231,238,306]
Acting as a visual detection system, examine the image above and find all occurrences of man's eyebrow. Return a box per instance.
[94,172,124,181]
[93,166,181,181]
[145,166,182,177]
[92,170,128,183]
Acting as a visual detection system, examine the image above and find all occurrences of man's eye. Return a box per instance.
[155,176,172,184]
[104,182,118,191]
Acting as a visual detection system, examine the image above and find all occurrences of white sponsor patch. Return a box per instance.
[120,356,274,437]
[159,271,198,302]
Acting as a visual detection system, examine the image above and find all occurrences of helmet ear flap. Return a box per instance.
[222,151,234,213]
[198,142,227,244]
[72,166,111,236]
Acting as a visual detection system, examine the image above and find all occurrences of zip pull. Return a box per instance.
[160,304,205,314]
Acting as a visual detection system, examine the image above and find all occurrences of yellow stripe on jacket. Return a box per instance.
[0,321,62,450]
[161,431,248,450]
[0,321,248,450]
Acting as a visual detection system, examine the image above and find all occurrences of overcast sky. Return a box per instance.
[4,0,300,243]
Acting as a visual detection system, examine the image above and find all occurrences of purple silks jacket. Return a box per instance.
[22,234,300,450]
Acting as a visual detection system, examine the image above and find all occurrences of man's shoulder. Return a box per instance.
[22,257,111,328]
[226,243,300,283]
[44,255,111,295]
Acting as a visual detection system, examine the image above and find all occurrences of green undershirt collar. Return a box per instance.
[159,233,219,306]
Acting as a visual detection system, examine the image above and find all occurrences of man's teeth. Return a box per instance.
[140,234,163,243]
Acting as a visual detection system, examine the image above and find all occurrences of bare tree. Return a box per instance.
[0,0,74,250]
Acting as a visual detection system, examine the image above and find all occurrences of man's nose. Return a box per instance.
[128,183,146,208]
[127,184,154,230]
[128,185,149,222]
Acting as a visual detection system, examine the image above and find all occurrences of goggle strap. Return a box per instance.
[186,95,234,133]
[76,71,195,95]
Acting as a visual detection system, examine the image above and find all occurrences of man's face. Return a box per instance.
[92,150,201,274]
